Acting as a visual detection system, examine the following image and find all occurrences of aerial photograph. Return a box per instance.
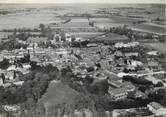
[0,0,166,117]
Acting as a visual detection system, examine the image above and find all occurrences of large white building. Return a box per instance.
[147,102,166,116]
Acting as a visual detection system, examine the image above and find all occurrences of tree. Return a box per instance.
[0,58,10,70]
[89,21,94,27]
[39,24,45,32]
[84,75,94,85]
[155,82,164,87]
[90,79,109,95]
[156,17,160,21]
[86,67,94,72]
[71,36,76,42]
[39,24,47,37]
[158,35,165,42]
[60,31,66,42]
[17,32,29,41]
[55,35,60,42]
[61,72,73,84]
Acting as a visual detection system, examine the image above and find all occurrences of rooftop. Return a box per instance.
[148,102,164,110]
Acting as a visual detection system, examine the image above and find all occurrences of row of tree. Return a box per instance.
[109,26,165,42]
[0,39,28,51]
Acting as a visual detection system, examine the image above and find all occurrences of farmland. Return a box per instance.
[91,16,145,29]
[61,18,90,27]
[89,18,114,23]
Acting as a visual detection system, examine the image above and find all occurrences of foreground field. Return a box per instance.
[38,80,79,106]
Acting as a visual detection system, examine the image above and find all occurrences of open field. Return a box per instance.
[111,16,143,23]
[90,18,114,23]
[70,32,104,38]
[92,16,145,28]
[38,81,79,106]
[0,4,165,31]
[131,23,166,34]
[142,42,166,54]
[70,18,89,23]
[0,10,62,30]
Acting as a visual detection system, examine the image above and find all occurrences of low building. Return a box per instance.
[3,105,20,112]
[13,81,24,86]
[7,65,16,71]
[65,33,72,42]
[87,43,98,47]
[112,107,152,117]
[125,52,139,58]
[148,61,159,70]
[109,82,135,100]
[114,51,123,58]
[147,51,159,56]
[114,42,140,49]
[133,90,147,99]
[127,60,143,68]
[147,102,166,116]
[109,88,128,100]
[145,75,161,85]
[4,71,16,80]
[108,80,124,88]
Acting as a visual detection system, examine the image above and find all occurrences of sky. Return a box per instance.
[0,0,165,3]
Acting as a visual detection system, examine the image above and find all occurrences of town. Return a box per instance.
[0,3,166,117]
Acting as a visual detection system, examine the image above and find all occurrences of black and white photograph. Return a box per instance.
[0,0,166,117]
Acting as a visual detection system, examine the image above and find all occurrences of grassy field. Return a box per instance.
[38,81,79,106]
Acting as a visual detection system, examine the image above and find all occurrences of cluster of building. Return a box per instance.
[0,23,165,117]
